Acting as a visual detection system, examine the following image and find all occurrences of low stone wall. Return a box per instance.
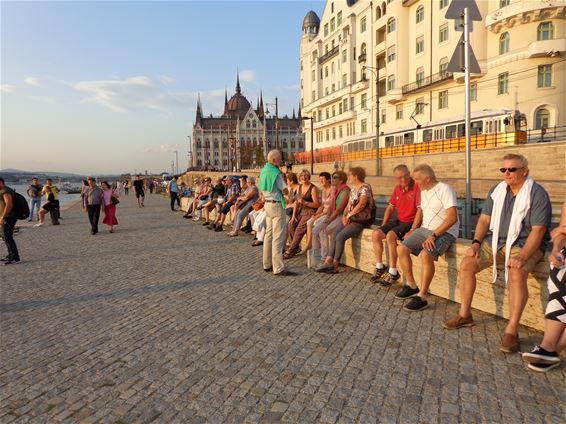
[180,195,550,331]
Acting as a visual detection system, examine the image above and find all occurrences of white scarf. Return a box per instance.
[489,177,534,284]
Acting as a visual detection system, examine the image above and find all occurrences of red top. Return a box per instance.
[389,181,421,223]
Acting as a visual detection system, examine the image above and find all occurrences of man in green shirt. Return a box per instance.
[0,177,20,265]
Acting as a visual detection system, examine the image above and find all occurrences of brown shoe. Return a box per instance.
[500,333,520,353]
[443,314,475,330]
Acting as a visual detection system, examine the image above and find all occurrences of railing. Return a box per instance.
[402,71,453,95]
[358,53,367,63]
[318,46,339,64]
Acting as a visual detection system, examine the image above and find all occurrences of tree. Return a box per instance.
[255,145,265,166]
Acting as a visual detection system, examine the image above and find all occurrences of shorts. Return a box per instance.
[476,242,544,274]
[135,190,145,198]
[378,220,413,239]
[402,227,456,260]
[220,201,234,215]
[42,203,56,212]
[545,266,566,323]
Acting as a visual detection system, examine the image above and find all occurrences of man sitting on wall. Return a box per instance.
[444,153,551,354]
[208,176,240,232]
[395,164,459,312]
[370,164,422,286]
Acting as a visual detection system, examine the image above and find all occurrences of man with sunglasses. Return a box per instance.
[444,153,551,354]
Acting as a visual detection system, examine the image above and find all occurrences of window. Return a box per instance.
[439,58,448,77]
[438,90,448,109]
[387,18,396,33]
[342,74,347,87]
[537,22,554,40]
[440,0,449,9]
[423,129,433,141]
[326,129,330,141]
[538,65,552,88]
[387,75,396,91]
[343,98,348,112]
[361,93,367,109]
[498,72,509,94]
[439,24,449,43]
[326,108,329,119]
[471,121,483,135]
[446,125,457,139]
[404,132,415,144]
[381,109,386,124]
[416,98,425,115]
[325,66,329,77]
[324,23,329,37]
[416,67,425,87]
[376,6,382,20]
[332,127,336,139]
[499,32,510,55]
[311,70,315,82]
[337,11,342,26]
[500,0,510,7]
[350,97,355,111]
[416,36,424,54]
[470,82,477,101]
[361,17,367,33]
[342,49,347,63]
[535,108,550,129]
[330,18,335,32]
[339,102,343,114]
[361,119,368,133]
[396,104,403,120]
[332,105,336,116]
[387,46,396,62]
[339,126,343,138]
[416,6,424,23]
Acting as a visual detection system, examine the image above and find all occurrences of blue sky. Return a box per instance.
[1,0,324,174]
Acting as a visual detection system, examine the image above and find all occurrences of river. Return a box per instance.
[10,184,82,207]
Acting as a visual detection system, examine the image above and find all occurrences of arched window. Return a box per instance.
[387,17,395,33]
[376,6,382,19]
[499,32,510,54]
[535,108,550,129]
[361,43,367,54]
[382,2,386,15]
[416,6,424,23]
[537,22,554,40]
[246,120,251,128]
[252,120,257,128]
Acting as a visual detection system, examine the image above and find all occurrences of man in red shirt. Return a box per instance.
[371,164,422,285]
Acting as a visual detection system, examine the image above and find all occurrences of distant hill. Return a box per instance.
[0,169,83,178]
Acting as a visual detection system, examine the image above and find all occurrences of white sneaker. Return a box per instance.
[33,223,43,227]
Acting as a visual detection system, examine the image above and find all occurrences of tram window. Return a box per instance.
[487,121,493,133]
[471,121,483,135]
[495,120,502,132]
[366,141,373,150]
[394,135,403,146]
[385,136,394,147]
[404,132,415,144]
[434,128,444,140]
[358,141,365,151]
[458,124,466,137]
[423,129,433,141]
[446,125,457,139]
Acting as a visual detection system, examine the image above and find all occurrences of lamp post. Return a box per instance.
[187,135,192,171]
[173,150,179,175]
[301,116,314,174]
[362,64,381,176]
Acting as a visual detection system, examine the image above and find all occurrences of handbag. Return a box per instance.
[349,190,375,226]
[111,196,120,205]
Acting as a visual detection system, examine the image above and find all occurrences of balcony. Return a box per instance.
[486,0,566,32]
[319,46,339,64]
[528,38,566,58]
[402,71,454,95]
[358,53,367,63]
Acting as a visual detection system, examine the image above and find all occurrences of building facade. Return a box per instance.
[191,76,304,171]
[299,0,565,162]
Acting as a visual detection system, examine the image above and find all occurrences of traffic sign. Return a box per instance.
[447,34,482,74]
[445,0,482,21]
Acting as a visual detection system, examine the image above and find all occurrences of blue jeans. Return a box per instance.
[327,220,365,261]
[232,202,253,232]
[30,198,41,220]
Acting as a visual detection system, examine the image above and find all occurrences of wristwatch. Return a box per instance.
[431,232,438,239]
[472,239,482,246]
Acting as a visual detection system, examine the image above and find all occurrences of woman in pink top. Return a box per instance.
[101,181,119,233]
[304,172,333,253]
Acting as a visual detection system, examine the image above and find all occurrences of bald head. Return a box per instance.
[267,150,282,166]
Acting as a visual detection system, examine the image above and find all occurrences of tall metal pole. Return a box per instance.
[376,63,381,176]
[464,7,472,239]
[275,97,279,152]
[310,118,314,174]
[174,150,179,175]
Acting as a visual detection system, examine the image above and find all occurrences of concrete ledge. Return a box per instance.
[338,228,549,331]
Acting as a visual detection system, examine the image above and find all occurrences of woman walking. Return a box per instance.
[101,181,119,233]
[316,167,375,273]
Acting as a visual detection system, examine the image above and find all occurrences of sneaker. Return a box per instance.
[394,285,420,299]
[378,271,401,287]
[403,296,429,312]
[214,226,223,232]
[1,256,10,262]
[4,259,21,265]
[315,262,334,272]
[500,333,520,353]
[370,266,388,283]
[527,362,560,373]
[522,346,560,364]
[443,314,475,330]
[207,223,216,230]
[202,221,210,226]
[33,223,43,227]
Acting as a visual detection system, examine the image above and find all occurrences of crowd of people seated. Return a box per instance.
[180,151,565,373]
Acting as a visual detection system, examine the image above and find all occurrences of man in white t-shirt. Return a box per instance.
[395,164,459,311]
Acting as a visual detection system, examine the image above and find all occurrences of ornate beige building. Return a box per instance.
[299,0,565,163]
[192,76,303,171]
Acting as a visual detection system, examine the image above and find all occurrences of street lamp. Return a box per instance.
[173,150,179,175]
[187,135,192,171]
[362,64,381,176]
[301,116,314,174]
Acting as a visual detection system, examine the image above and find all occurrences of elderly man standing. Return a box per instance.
[444,153,551,354]
[85,177,105,235]
[259,150,297,276]
[396,164,459,312]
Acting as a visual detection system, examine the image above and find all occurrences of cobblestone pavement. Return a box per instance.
[1,194,565,424]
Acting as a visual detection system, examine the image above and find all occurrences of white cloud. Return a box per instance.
[158,75,176,85]
[239,70,257,82]
[24,77,40,87]
[140,144,180,154]
[1,84,16,93]
[29,96,55,103]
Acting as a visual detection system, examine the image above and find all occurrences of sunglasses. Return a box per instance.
[499,167,524,173]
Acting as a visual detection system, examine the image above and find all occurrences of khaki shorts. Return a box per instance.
[477,242,544,273]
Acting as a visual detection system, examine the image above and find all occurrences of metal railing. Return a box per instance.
[402,71,454,95]
[319,46,339,64]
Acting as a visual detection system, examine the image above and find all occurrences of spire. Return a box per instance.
[235,72,241,95]
[195,93,203,125]
[223,88,229,116]
[297,103,302,120]
[292,107,296,119]
[258,90,264,118]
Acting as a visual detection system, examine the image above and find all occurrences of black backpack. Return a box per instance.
[9,189,30,220]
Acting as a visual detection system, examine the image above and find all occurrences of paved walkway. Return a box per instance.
[1,194,565,424]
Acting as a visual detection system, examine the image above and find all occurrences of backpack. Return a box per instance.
[10,189,30,220]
